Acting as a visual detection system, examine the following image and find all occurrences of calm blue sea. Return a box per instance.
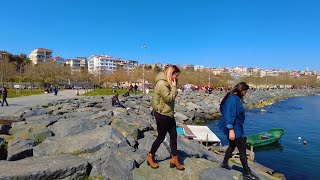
[207,95,320,180]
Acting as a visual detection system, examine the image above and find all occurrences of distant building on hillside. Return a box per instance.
[29,48,53,64]
[259,70,267,77]
[247,67,261,75]
[266,70,280,76]
[233,66,248,73]
[88,55,138,75]
[77,57,88,69]
[194,65,205,71]
[53,56,66,65]
[151,63,167,70]
[66,58,81,73]
[183,64,195,71]
[211,68,224,75]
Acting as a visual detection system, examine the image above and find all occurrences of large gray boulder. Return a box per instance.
[49,117,97,137]
[200,167,238,180]
[137,132,171,158]
[176,136,220,162]
[133,157,220,180]
[9,123,52,145]
[186,102,201,111]
[21,108,52,118]
[0,155,90,180]
[33,125,127,156]
[6,138,34,161]
[174,112,189,122]
[83,146,146,180]
[25,115,62,127]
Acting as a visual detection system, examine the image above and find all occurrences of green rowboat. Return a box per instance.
[246,128,285,148]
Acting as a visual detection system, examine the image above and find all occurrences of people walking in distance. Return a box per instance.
[128,84,134,94]
[147,65,185,170]
[134,84,138,94]
[2,87,8,106]
[0,88,2,105]
[218,82,260,180]
[54,85,59,96]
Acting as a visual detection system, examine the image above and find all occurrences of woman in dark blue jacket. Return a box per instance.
[218,82,259,180]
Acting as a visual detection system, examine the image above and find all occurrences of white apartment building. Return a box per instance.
[259,70,267,77]
[88,55,138,75]
[194,65,205,71]
[233,66,248,73]
[29,48,53,64]
[77,57,87,69]
[211,68,224,75]
[66,58,81,73]
[247,67,261,74]
[53,56,66,65]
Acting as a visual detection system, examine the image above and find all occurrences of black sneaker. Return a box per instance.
[220,162,232,170]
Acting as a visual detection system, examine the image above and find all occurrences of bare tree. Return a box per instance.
[1,58,18,86]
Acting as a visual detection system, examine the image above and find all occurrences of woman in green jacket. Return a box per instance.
[147,65,185,170]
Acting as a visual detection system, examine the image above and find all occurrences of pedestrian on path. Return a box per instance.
[134,84,138,94]
[2,87,8,106]
[0,88,2,105]
[54,86,59,96]
[128,84,134,94]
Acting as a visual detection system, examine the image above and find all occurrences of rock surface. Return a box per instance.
[0,155,90,179]
[0,89,317,179]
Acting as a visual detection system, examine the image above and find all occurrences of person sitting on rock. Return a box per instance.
[112,94,122,107]
[111,94,130,113]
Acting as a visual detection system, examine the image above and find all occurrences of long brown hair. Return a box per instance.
[165,65,180,87]
[220,82,249,105]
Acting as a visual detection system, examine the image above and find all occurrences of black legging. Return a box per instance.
[2,98,8,106]
[150,112,178,156]
[223,137,250,173]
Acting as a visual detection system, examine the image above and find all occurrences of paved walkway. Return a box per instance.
[0,89,89,117]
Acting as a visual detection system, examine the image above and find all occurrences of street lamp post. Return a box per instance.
[142,45,147,93]
[208,68,211,86]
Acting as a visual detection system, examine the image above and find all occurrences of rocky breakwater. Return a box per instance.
[0,92,291,180]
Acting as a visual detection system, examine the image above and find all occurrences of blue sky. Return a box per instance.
[0,0,319,71]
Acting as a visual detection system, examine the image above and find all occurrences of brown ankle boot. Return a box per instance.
[170,155,185,170]
[147,153,159,169]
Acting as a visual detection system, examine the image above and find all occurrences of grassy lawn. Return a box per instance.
[82,88,152,96]
[7,89,45,98]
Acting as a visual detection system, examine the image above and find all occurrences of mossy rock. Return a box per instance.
[111,118,139,137]
[10,124,52,145]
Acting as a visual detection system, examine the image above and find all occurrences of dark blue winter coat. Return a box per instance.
[218,95,246,138]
